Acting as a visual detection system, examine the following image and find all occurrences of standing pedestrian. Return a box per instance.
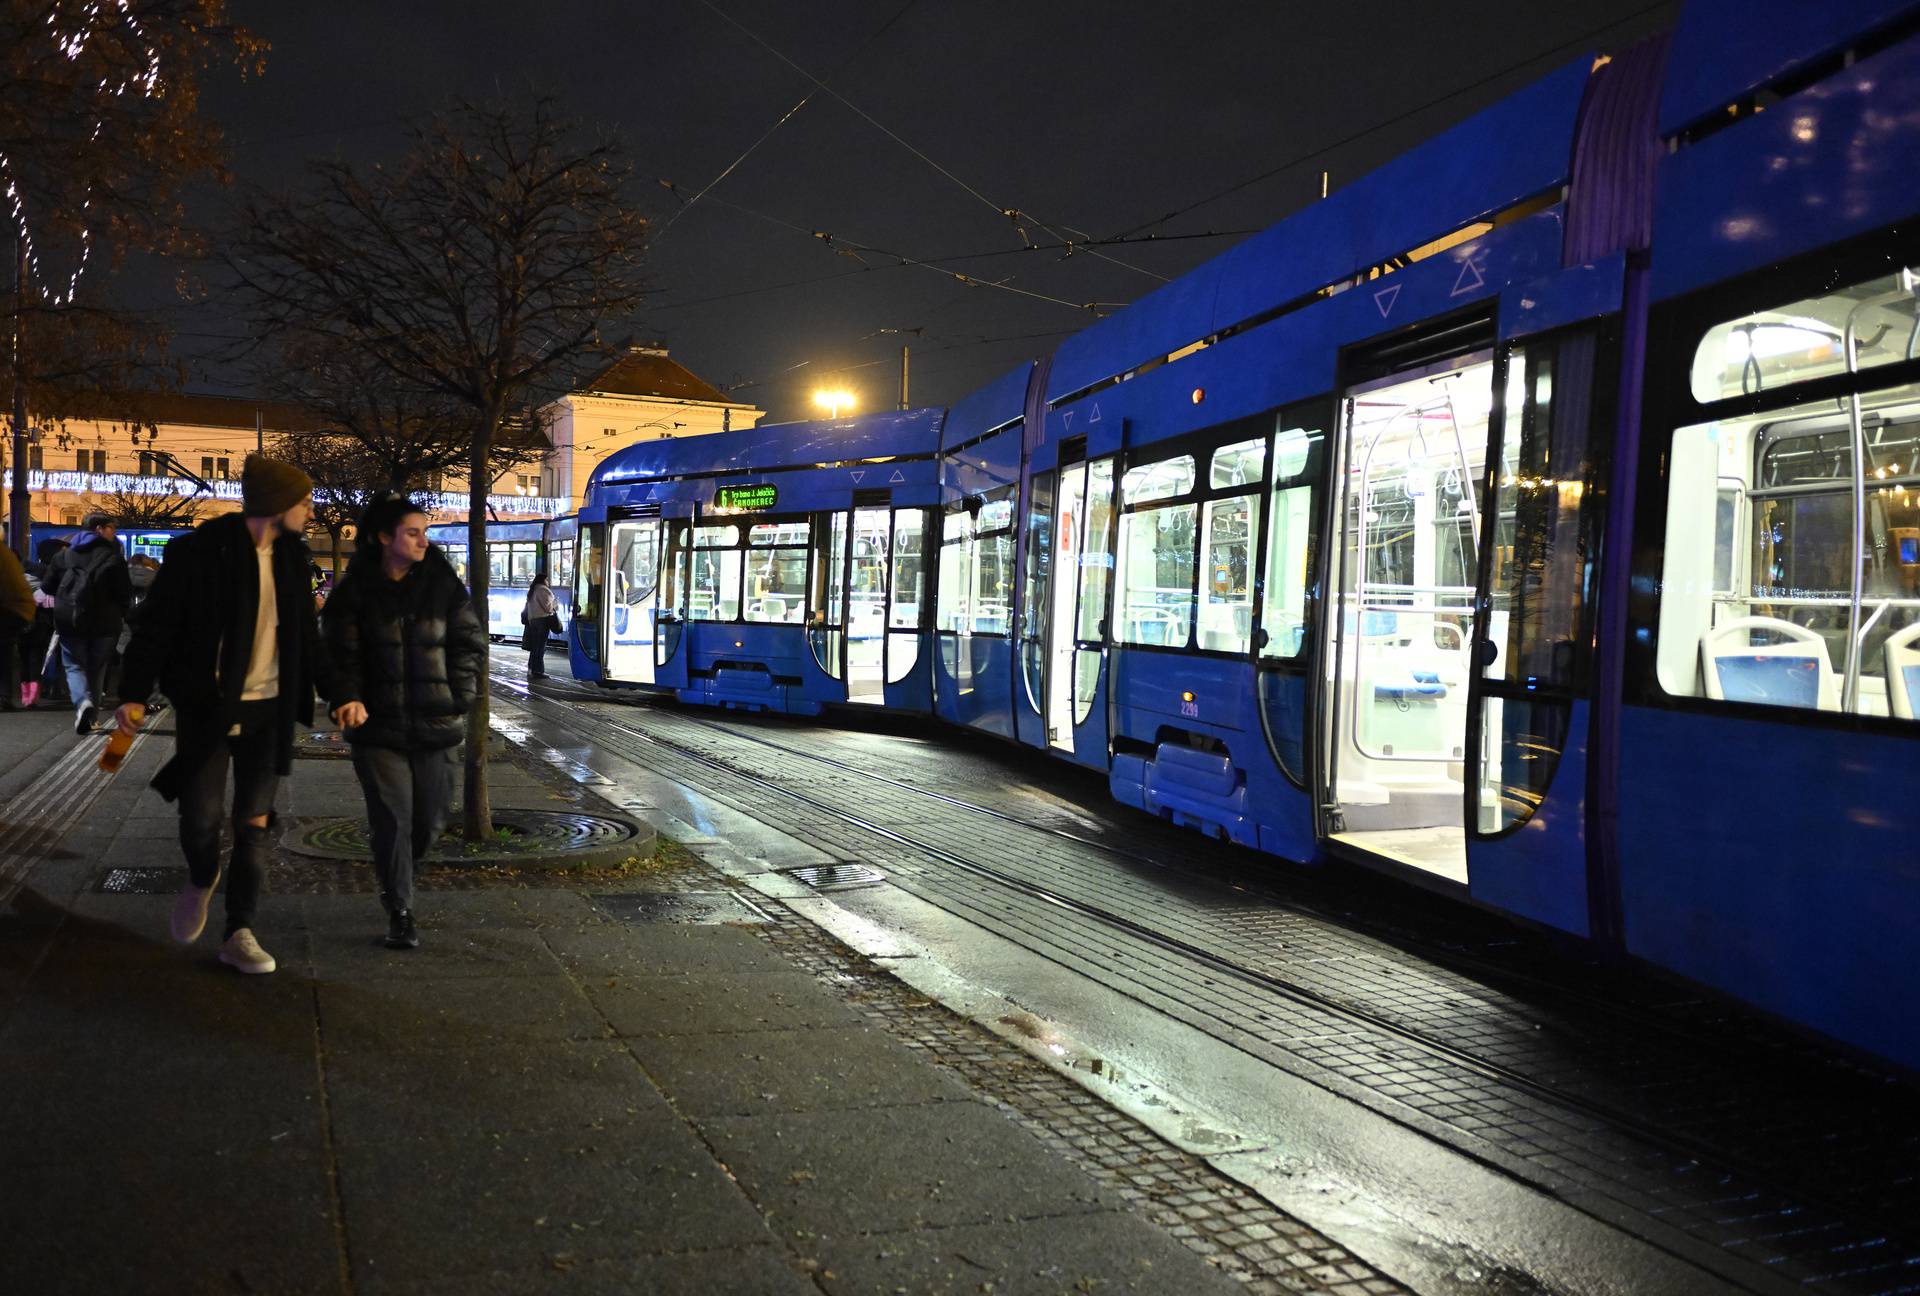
[323,498,484,950]
[521,571,558,679]
[48,513,133,733]
[116,454,355,975]
[0,543,32,710]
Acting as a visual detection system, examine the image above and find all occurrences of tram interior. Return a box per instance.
[1660,268,1920,719]
[1326,358,1495,883]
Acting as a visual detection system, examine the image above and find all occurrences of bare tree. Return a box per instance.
[99,482,205,530]
[1,0,262,556]
[268,431,391,575]
[228,95,648,837]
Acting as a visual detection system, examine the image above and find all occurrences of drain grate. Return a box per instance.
[782,863,886,891]
[591,891,771,925]
[95,866,188,895]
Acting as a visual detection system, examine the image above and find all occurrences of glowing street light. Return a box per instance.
[812,388,857,419]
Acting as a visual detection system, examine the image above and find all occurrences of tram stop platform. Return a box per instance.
[0,704,1363,1296]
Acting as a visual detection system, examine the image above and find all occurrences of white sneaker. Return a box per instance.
[218,928,276,975]
[169,871,221,944]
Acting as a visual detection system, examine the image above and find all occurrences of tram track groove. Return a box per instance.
[494,678,1918,1291]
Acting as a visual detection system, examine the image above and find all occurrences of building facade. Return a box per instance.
[1,345,758,558]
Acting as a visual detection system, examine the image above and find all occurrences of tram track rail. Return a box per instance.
[497,676,1920,1289]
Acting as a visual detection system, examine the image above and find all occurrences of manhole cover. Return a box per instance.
[782,863,886,891]
[286,809,650,869]
[295,730,353,759]
[96,866,188,894]
[591,891,771,925]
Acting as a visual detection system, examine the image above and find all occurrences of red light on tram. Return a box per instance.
[1191,388,1205,405]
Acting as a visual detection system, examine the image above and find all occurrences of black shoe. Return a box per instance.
[75,702,96,734]
[384,910,419,950]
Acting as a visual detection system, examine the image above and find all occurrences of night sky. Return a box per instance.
[176,0,1682,423]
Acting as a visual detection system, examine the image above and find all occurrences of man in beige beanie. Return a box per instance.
[117,453,363,974]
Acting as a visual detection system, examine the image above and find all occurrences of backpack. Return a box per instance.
[53,544,110,629]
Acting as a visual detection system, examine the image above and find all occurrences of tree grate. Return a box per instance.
[590,891,771,926]
[95,866,188,895]
[781,863,886,891]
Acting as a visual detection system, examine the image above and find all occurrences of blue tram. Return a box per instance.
[571,0,1920,1073]
[570,410,943,715]
[428,517,575,641]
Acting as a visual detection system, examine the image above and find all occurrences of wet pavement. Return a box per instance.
[481,664,1920,1296]
[0,695,1392,1296]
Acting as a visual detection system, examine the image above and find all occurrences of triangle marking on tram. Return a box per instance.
[1373,284,1401,318]
[1090,403,1103,422]
[850,470,866,483]
[889,470,906,484]
[1451,253,1487,297]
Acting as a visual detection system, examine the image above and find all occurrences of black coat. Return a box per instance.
[119,513,338,794]
[323,546,485,751]
[48,533,133,636]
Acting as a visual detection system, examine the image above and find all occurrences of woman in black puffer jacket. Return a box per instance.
[324,497,486,949]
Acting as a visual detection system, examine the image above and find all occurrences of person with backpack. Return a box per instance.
[50,513,133,733]
[323,497,485,950]
[116,455,353,975]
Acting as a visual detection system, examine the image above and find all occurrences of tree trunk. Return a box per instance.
[461,416,497,840]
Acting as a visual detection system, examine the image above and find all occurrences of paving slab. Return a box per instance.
[335,1122,773,1287]
[701,1101,1113,1236]
[307,923,564,981]
[324,1038,671,1138]
[357,1246,820,1296]
[813,1210,1249,1295]
[545,920,794,979]
[585,969,864,1037]
[1,1145,341,1295]
[628,1024,974,1117]
[317,974,610,1052]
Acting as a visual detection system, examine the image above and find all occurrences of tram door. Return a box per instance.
[1319,349,1495,884]
[603,518,659,685]
[656,521,692,689]
[846,507,890,704]
[1046,461,1085,749]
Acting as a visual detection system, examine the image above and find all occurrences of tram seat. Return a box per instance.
[1702,616,1839,710]
[1887,620,1920,720]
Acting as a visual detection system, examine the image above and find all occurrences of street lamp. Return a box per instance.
[812,388,857,420]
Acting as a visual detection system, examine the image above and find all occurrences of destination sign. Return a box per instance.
[715,482,778,512]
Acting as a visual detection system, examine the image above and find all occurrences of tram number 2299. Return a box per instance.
[1179,697,1200,719]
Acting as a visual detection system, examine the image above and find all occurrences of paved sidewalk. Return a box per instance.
[0,720,1249,1295]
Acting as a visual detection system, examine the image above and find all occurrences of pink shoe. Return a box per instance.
[19,681,38,707]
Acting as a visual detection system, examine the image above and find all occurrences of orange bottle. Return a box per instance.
[98,726,135,774]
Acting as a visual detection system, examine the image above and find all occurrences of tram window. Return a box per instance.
[1658,376,1920,717]
[575,525,603,623]
[691,525,742,621]
[744,519,807,624]
[1260,424,1324,660]
[1199,497,1256,653]
[1078,458,1116,643]
[1121,454,1194,504]
[511,543,539,587]
[849,509,889,633]
[937,508,971,633]
[891,510,926,629]
[972,490,1015,636]
[1116,502,1196,648]
[1022,472,1056,644]
[442,546,469,584]
[1211,438,1266,489]
[1691,265,1920,404]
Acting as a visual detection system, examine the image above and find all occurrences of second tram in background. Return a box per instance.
[429,517,576,641]
[563,0,1920,1076]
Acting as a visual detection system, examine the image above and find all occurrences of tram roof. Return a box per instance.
[589,407,946,490]
[1657,0,1920,137]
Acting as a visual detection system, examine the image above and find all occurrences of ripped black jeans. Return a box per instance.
[174,701,282,938]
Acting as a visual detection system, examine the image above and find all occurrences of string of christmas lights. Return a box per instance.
[1,0,163,306]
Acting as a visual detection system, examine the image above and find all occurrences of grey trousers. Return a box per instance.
[350,744,453,914]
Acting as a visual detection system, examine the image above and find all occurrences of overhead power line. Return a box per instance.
[693,0,1167,284]
[1114,0,1675,238]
